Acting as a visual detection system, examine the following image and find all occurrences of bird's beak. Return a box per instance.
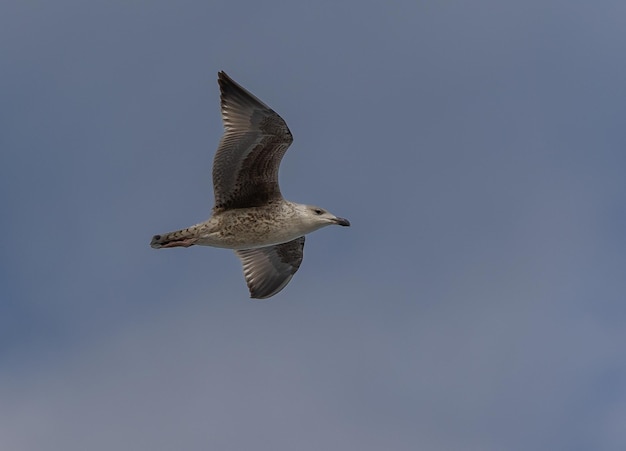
[333,217,351,227]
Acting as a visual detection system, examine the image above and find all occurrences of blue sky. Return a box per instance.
[2,1,626,449]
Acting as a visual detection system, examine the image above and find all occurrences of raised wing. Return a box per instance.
[235,237,305,299]
[213,71,293,211]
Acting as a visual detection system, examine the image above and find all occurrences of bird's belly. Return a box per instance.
[196,210,305,250]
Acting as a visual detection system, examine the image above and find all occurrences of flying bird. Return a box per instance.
[151,71,350,299]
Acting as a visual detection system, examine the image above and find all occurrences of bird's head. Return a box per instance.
[297,204,351,230]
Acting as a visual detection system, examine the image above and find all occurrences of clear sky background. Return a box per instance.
[2,1,625,450]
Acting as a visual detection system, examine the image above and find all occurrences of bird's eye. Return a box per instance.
[313,208,323,215]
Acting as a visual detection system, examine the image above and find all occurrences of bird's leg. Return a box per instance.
[160,239,196,248]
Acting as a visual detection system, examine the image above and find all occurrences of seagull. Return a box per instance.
[150,71,350,299]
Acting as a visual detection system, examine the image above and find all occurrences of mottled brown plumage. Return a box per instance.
[213,72,293,210]
[150,72,349,299]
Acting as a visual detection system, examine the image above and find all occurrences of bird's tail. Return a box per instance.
[150,227,199,249]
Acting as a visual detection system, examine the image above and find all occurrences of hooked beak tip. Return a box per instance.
[334,217,350,227]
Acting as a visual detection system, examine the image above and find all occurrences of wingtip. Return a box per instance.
[217,70,240,98]
[217,71,231,90]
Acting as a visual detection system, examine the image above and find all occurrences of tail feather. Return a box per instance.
[150,228,198,249]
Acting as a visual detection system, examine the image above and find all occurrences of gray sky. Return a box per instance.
[2,1,626,450]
